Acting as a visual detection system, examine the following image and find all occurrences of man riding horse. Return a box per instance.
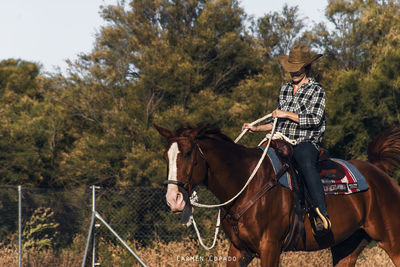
[156,43,400,267]
[242,44,330,235]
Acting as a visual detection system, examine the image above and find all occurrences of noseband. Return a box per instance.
[163,137,205,196]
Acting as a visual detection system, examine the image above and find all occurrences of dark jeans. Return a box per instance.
[293,142,329,217]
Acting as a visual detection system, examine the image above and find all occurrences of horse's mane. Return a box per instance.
[175,124,234,143]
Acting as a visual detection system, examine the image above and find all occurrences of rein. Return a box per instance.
[182,113,283,250]
[190,115,278,208]
[166,113,295,250]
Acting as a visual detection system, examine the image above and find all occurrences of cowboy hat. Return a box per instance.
[278,44,323,72]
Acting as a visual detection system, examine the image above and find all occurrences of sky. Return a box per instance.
[0,0,328,73]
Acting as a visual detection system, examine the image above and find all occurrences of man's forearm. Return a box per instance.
[284,111,299,123]
[254,124,273,132]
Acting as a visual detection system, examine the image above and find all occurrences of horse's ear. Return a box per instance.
[154,124,173,139]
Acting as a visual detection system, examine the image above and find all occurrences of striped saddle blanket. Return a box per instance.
[263,148,369,195]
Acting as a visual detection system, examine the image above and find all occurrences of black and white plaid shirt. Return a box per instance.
[274,78,326,148]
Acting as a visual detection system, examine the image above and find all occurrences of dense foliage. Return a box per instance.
[1,0,400,188]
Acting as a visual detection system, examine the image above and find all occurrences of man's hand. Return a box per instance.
[272,109,299,123]
[272,109,287,118]
[242,123,257,133]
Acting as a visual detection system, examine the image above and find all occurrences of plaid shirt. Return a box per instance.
[274,78,326,147]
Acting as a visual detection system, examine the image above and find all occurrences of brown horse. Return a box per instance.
[155,124,400,267]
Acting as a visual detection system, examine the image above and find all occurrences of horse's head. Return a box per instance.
[155,124,209,213]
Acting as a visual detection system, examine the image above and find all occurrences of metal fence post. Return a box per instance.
[95,212,147,267]
[82,185,146,267]
[92,185,100,267]
[82,212,95,267]
[92,186,95,267]
[82,185,99,267]
[18,185,22,267]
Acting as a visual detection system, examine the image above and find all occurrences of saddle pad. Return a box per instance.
[265,147,293,189]
[261,147,369,195]
[321,158,369,195]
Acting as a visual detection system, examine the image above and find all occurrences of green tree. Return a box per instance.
[0,60,68,186]
[312,1,400,159]
[258,5,307,58]
[55,0,261,186]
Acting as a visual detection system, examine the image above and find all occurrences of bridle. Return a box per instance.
[162,115,283,251]
[163,137,206,197]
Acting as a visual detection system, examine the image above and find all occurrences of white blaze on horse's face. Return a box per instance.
[166,142,186,212]
[167,142,179,184]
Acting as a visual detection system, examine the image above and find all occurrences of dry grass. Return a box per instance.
[0,247,81,267]
[132,239,395,267]
[279,246,395,267]
[0,235,84,267]
[0,237,394,266]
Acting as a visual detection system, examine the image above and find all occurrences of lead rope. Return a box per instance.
[189,113,282,250]
[190,208,221,250]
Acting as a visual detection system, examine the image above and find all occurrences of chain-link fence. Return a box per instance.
[0,185,227,266]
[1,185,394,267]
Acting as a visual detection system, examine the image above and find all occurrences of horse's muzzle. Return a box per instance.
[166,185,186,212]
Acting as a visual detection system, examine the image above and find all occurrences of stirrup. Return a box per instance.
[315,207,331,230]
[311,207,331,236]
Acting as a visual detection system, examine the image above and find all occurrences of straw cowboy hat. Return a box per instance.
[278,44,323,72]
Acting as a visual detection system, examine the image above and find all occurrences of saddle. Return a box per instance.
[270,139,339,250]
[223,140,338,252]
[271,140,345,180]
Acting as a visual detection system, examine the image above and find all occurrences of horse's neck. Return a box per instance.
[200,139,261,202]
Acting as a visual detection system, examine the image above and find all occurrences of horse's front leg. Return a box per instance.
[226,242,254,267]
[259,239,281,267]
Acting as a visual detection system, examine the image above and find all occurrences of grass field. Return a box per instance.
[137,239,395,267]
[1,237,394,266]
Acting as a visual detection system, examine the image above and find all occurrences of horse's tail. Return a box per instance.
[367,127,400,174]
